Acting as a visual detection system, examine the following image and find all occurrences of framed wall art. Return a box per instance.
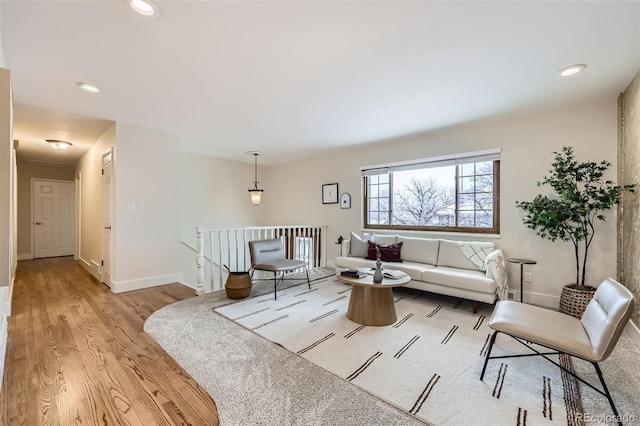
[340,192,351,209]
[322,183,339,204]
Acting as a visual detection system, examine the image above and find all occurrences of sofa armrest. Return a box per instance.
[485,249,508,300]
[340,239,351,257]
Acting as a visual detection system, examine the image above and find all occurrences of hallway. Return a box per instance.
[0,257,219,425]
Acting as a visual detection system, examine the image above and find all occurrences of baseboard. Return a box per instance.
[514,290,559,309]
[111,272,184,294]
[4,279,12,317]
[79,257,91,274]
[78,258,103,281]
[625,320,640,351]
[90,261,101,282]
[17,253,32,261]
[0,313,6,394]
[0,279,7,393]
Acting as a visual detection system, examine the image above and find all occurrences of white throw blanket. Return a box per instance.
[459,242,495,271]
[485,250,508,300]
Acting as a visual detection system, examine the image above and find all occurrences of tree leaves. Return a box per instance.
[515,146,636,286]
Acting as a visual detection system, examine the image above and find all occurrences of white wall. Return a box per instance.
[0,66,14,393]
[0,4,5,69]
[266,99,620,307]
[180,153,263,246]
[112,123,182,292]
[75,123,115,278]
[178,153,267,289]
[0,9,11,391]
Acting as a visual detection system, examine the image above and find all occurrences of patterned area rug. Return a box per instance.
[215,276,576,425]
[146,271,640,425]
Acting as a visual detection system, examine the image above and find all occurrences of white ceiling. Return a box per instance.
[2,1,639,166]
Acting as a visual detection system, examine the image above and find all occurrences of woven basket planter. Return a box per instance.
[559,284,596,319]
[224,265,252,299]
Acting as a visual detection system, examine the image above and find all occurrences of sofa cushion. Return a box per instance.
[437,240,494,271]
[396,236,440,265]
[422,266,496,294]
[366,241,403,262]
[382,261,434,281]
[348,232,374,257]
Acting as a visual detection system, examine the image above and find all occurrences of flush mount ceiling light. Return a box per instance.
[46,139,73,151]
[130,0,159,17]
[77,82,100,93]
[558,64,587,77]
[247,151,264,205]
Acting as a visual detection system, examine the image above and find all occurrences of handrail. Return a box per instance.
[195,225,328,295]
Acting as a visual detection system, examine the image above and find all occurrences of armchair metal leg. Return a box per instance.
[593,362,622,426]
[480,330,498,380]
[273,272,278,300]
[305,266,311,289]
[480,331,623,425]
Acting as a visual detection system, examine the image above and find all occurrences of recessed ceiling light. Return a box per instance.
[558,64,587,77]
[77,82,100,93]
[130,0,159,17]
[46,139,73,151]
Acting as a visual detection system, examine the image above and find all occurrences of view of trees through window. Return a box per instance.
[365,160,499,233]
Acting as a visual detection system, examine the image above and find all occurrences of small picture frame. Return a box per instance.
[340,193,351,209]
[322,183,339,204]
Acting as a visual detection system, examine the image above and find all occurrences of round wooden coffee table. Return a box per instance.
[337,270,410,326]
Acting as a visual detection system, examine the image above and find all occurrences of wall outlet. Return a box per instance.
[507,291,515,300]
[524,272,532,282]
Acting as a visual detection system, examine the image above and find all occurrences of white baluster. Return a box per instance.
[195,226,205,296]
[209,231,216,291]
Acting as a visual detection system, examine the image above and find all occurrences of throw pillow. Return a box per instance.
[365,241,403,262]
[349,232,374,257]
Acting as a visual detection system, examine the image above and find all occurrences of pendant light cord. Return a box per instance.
[253,153,259,188]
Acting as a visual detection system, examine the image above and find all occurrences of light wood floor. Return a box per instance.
[0,257,220,425]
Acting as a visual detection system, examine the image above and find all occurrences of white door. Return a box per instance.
[102,148,113,287]
[33,180,75,258]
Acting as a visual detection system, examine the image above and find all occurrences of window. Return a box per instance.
[362,150,500,233]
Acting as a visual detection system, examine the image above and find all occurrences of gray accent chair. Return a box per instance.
[480,277,634,426]
[249,238,311,300]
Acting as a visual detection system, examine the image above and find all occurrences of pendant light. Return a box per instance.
[248,152,264,205]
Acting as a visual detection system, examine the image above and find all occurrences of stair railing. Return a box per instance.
[195,225,327,295]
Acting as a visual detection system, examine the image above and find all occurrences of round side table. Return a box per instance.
[508,258,537,303]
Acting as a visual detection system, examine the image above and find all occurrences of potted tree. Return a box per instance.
[516,146,635,318]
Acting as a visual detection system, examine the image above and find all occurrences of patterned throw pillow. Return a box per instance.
[365,241,403,262]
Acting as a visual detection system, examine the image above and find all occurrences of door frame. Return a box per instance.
[31,178,77,259]
[75,173,81,261]
[101,147,114,288]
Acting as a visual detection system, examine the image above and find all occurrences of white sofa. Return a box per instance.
[335,233,508,312]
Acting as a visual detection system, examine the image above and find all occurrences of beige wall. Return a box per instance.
[180,153,263,246]
[0,68,13,293]
[619,69,640,327]
[113,123,182,289]
[266,99,620,307]
[16,162,75,257]
[0,40,12,392]
[75,123,115,274]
